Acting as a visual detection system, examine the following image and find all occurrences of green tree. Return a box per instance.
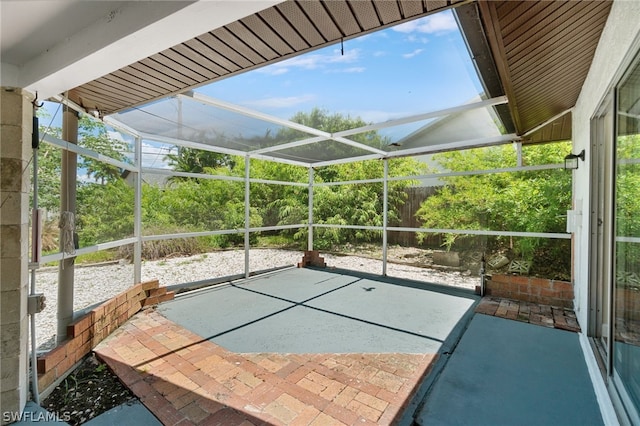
[142,166,262,246]
[34,137,63,214]
[273,108,392,182]
[33,112,135,246]
[614,134,640,276]
[78,115,130,184]
[160,109,424,250]
[76,179,134,246]
[165,146,235,176]
[32,109,64,213]
[416,142,572,258]
[273,109,424,249]
[249,159,309,228]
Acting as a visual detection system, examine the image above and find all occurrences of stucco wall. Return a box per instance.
[0,88,32,424]
[572,0,640,332]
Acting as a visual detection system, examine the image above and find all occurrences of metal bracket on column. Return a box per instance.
[27,293,46,315]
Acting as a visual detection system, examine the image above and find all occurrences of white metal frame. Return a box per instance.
[38,90,572,324]
[152,91,515,167]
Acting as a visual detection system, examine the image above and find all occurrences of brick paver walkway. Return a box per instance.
[94,310,436,425]
[475,296,581,332]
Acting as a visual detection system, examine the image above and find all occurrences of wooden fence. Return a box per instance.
[388,186,443,247]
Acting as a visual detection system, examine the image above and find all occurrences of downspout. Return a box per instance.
[57,106,78,344]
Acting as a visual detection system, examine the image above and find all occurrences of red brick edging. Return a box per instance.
[481,274,574,309]
[36,279,173,392]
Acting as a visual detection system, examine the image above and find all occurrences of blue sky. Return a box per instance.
[42,9,485,170]
[198,10,483,124]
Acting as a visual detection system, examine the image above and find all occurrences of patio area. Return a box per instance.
[96,310,434,425]
[80,268,605,425]
[92,268,477,425]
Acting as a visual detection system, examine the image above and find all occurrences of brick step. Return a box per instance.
[147,286,167,297]
[298,250,327,268]
[142,291,175,307]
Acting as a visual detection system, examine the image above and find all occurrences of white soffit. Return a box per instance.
[1,1,283,98]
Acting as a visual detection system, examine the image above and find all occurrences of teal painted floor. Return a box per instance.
[157,267,479,354]
[18,268,605,425]
[416,314,604,426]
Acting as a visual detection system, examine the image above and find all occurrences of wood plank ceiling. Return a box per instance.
[477,0,612,143]
[69,0,465,116]
[69,0,613,146]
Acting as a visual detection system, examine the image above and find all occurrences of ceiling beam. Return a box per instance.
[333,96,508,138]
[522,108,573,137]
[385,133,520,159]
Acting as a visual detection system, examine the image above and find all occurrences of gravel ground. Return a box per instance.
[32,249,478,351]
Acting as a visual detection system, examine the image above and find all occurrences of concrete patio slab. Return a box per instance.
[416,313,604,425]
[84,267,610,425]
[157,284,293,340]
[91,268,480,425]
[199,304,444,354]
[305,277,475,345]
[231,268,362,303]
[158,268,478,354]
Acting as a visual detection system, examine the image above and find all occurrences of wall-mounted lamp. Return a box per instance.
[564,149,585,170]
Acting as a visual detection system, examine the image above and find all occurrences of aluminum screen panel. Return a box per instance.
[111,96,317,153]
[266,140,375,164]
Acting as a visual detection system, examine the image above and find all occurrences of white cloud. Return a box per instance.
[329,48,361,64]
[265,67,289,76]
[327,67,366,74]
[106,130,126,141]
[140,141,176,169]
[244,94,316,109]
[393,13,457,35]
[77,172,93,183]
[403,49,424,59]
[342,109,411,124]
[257,48,362,75]
[280,55,323,70]
[406,35,430,44]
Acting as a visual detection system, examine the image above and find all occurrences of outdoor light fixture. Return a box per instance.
[564,149,585,170]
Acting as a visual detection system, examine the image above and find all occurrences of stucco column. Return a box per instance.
[0,87,33,423]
